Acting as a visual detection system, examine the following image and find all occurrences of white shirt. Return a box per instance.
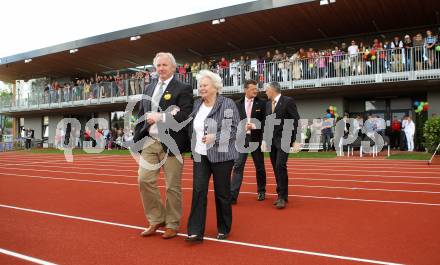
[401,119,408,130]
[404,120,415,135]
[348,45,359,56]
[149,76,173,138]
[194,103,213,155]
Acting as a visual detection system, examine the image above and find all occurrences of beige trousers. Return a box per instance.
[138,139,183,230]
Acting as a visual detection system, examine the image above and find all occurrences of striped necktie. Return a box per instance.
[152,81,165,111]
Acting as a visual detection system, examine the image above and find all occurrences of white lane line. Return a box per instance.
[3,172,440,195]
[0,247,58,265]
[3,158,437,169]
[1,155,431,168]
[1,155,433,166]
[5,161,440,182]
[2,173,440,207]
[0,204,404,265]
[1,160,70,166]
[3,163,440,179]
[3,167,440,187]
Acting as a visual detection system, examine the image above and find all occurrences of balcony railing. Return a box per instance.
[1,46,440,113]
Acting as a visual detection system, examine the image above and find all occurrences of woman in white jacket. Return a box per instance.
[404,116,415,152]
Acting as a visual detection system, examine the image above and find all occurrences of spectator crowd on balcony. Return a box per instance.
[17,28,439,106]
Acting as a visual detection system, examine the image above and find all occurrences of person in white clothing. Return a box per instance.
[348,40,359,75]
[403,116,415,151]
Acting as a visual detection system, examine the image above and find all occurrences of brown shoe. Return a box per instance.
[162,228,178,239]
[140,222,165,237]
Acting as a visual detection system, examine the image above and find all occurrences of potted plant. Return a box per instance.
[423,116,440,164]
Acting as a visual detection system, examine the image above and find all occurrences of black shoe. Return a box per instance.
[257,193,265,201]
[216,233,229,240]
[276,199,286,209]
[185,235,203,243]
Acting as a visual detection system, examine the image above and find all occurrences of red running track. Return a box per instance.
[1,152,440,265]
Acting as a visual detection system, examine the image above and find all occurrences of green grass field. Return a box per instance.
[14,148,432,160]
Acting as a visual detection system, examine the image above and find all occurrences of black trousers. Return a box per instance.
[400,131,407,151]
[390,131,400,148]
[187,156,234,237]
[231,135,266,200]
[25,139,31,149]
[270,144,289,201]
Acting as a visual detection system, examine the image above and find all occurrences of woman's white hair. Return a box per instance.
[196,70,223,93]
[153,52,177,68]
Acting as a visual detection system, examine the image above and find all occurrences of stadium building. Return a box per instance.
[1,0,440,148]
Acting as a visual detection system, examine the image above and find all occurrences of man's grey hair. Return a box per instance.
[153,52,177,68]
[196,70,223,93]
[266,81,281,93]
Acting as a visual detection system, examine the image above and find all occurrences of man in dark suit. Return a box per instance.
[230,79,267,204]
[134,52,193,239]
[263,82,300,209]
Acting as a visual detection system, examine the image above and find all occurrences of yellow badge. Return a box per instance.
[163,93,172,100]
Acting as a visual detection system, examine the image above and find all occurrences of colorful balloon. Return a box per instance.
[436,46,440,52]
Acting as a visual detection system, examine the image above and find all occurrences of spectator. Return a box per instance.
[391,36,404,72]
[404,116,415,151]
[425,30,438,68]
[372,38,385,73]
[321,116,333,151]
[403,35,413,71]
[332,46,343,77]
[230,58,239,86]
[340,42,349,76]
[290,50,301,80]
[264,51,272,82]
[413,33,425,70]
[272,49,283,81]
[310,118,323,150]
[296,48,306,78]
[307,48,317,79]
[348,40,359,75]
[390,116,401,149]
[384,41,392,72]
[25,128,33,150]
[400,115,408,151]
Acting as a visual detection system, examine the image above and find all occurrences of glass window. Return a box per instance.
[365,100,386,111]
[42,116,49,139]
[390,98,411,110]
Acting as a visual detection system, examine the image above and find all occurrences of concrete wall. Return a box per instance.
[428,91,440,117]
[295,97,344,120]
[48,115,63,145]
[23,117,42,140]
[97,112,110,126]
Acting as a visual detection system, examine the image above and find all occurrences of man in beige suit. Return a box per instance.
[133,52,193,239]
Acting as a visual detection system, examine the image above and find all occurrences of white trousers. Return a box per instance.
[405,132,414,151]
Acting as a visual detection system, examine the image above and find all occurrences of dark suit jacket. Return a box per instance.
[265,95,300,148]
[235,96,266,143]
[133,77,194,154]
